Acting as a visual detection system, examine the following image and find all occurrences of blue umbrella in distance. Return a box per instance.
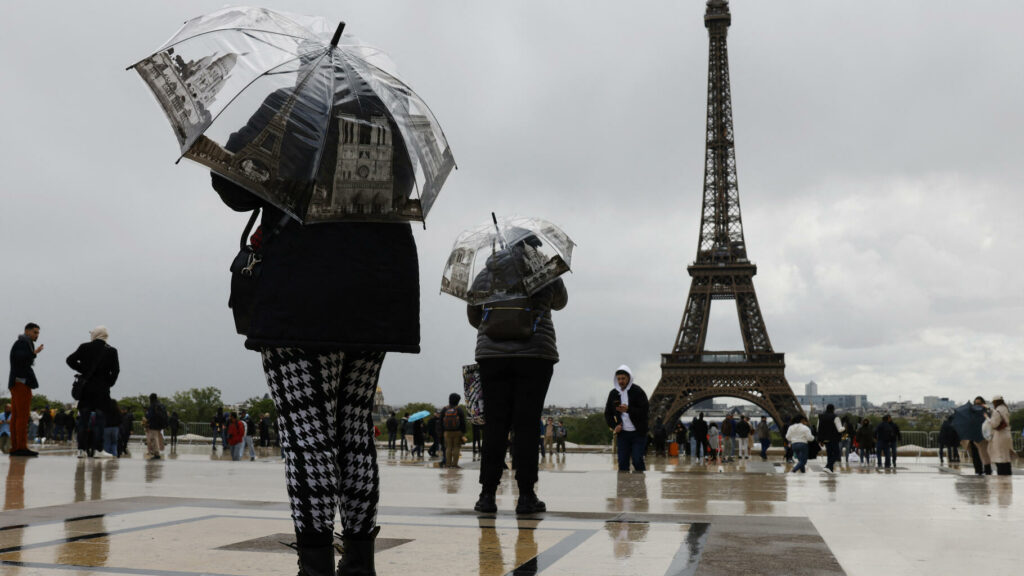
[407,410,431,423]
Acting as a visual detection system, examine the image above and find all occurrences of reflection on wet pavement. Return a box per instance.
[0,450,1019,575]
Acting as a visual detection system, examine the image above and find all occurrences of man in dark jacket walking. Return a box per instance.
[468,246,568,516]
[817,404,844,473]
[385,412,398,451]
[66,326,120,458]
[605,365,650,473]
[8,323,43,457]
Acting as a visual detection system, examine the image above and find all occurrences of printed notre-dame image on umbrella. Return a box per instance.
[129,6,455,224]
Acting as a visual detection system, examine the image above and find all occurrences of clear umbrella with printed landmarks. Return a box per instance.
[129,6,455,224]
[441,213,575,305]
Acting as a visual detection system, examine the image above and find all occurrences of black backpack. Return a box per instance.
[150,404,169,429]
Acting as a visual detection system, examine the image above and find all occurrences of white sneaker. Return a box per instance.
[76,450,85,459]
[95,451,115,459]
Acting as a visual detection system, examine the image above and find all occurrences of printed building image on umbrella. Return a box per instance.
[129,6,455,224]
[441,216,575,305]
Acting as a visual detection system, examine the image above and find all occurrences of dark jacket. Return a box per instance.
[412,420,424,444]
[938,419,959,446]
[8,335,39,390]
[66,340,120,407]
[855,424,875,451]
[211,86,419,353]
[674,424,688,445]
[875,421,897,444]
[466,250,568,362]
[690,418,708,442]
[105,399,123,428]
[721,417,735,436]
[817,410,842,442]
[604,374,650,436]
[735,420,751,438]
[386,415,398,433]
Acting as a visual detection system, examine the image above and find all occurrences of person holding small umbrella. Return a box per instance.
[454,224,569,515]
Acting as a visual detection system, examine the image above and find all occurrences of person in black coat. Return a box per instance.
[119,407,133,457]
[210,72,422,576]
[690,414,710,463]
[816,404,844,473]
[385,412,398,451]
[605,365,650,473]
[8,323,43,457]
[66,326,120,458]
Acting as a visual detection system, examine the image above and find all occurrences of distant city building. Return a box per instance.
[805,380,818,398]
[923,396,956,411]
[796,394,868,411]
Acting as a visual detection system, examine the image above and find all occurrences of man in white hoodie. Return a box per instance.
[604,365,650,473]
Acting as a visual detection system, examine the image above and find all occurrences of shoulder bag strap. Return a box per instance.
[240,208,260,250]
[241,208,292,252]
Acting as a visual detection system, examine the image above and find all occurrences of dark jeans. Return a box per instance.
[617,430,646,472]
[824,440,841,470]
[791,442,808,473]
[478,358,554,492]
[759,437,771,459]
[387,431,397,449]
[877,442,893,468]
[76,407,105,455]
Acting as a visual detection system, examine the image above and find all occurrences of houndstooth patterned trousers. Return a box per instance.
[261,347,385,538]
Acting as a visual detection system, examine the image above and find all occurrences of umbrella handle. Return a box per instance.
[491,212,506,250]
[331,22,346,47]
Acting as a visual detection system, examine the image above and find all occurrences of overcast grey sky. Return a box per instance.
[2,1,1022,410]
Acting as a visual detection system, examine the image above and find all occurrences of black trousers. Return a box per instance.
[478,358,554,492]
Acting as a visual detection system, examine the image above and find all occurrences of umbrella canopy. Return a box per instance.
[129,6,455,223]
[951,402,985,443]
[407,410,431,423]
[441,215,575,305]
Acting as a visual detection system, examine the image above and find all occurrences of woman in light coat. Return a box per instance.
[986,395,1013,475]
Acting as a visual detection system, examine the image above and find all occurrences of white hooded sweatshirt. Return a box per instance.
[613,364,636,432]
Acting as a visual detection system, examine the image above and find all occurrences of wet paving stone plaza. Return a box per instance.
[0,446,1019,575]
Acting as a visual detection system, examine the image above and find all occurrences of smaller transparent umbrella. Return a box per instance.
[441,214,575,305]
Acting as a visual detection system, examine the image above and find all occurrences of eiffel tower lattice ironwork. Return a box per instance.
[648,0,803,428]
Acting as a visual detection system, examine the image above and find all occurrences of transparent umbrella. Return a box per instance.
[128,6,455,223]
[441,214,575,305]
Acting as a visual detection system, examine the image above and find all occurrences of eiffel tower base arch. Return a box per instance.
[649,359,804,427]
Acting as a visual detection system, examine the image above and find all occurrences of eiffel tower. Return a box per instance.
[648,0,803,428]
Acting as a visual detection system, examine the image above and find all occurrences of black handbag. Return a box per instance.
[229,209,289,335]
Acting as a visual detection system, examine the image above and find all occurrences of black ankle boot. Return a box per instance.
[337,526,378,576]
[996,462,1012,476]
[515,490,546,515]
[292,544,335,576]
[984,464,993,475]
[474,490,497,513]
